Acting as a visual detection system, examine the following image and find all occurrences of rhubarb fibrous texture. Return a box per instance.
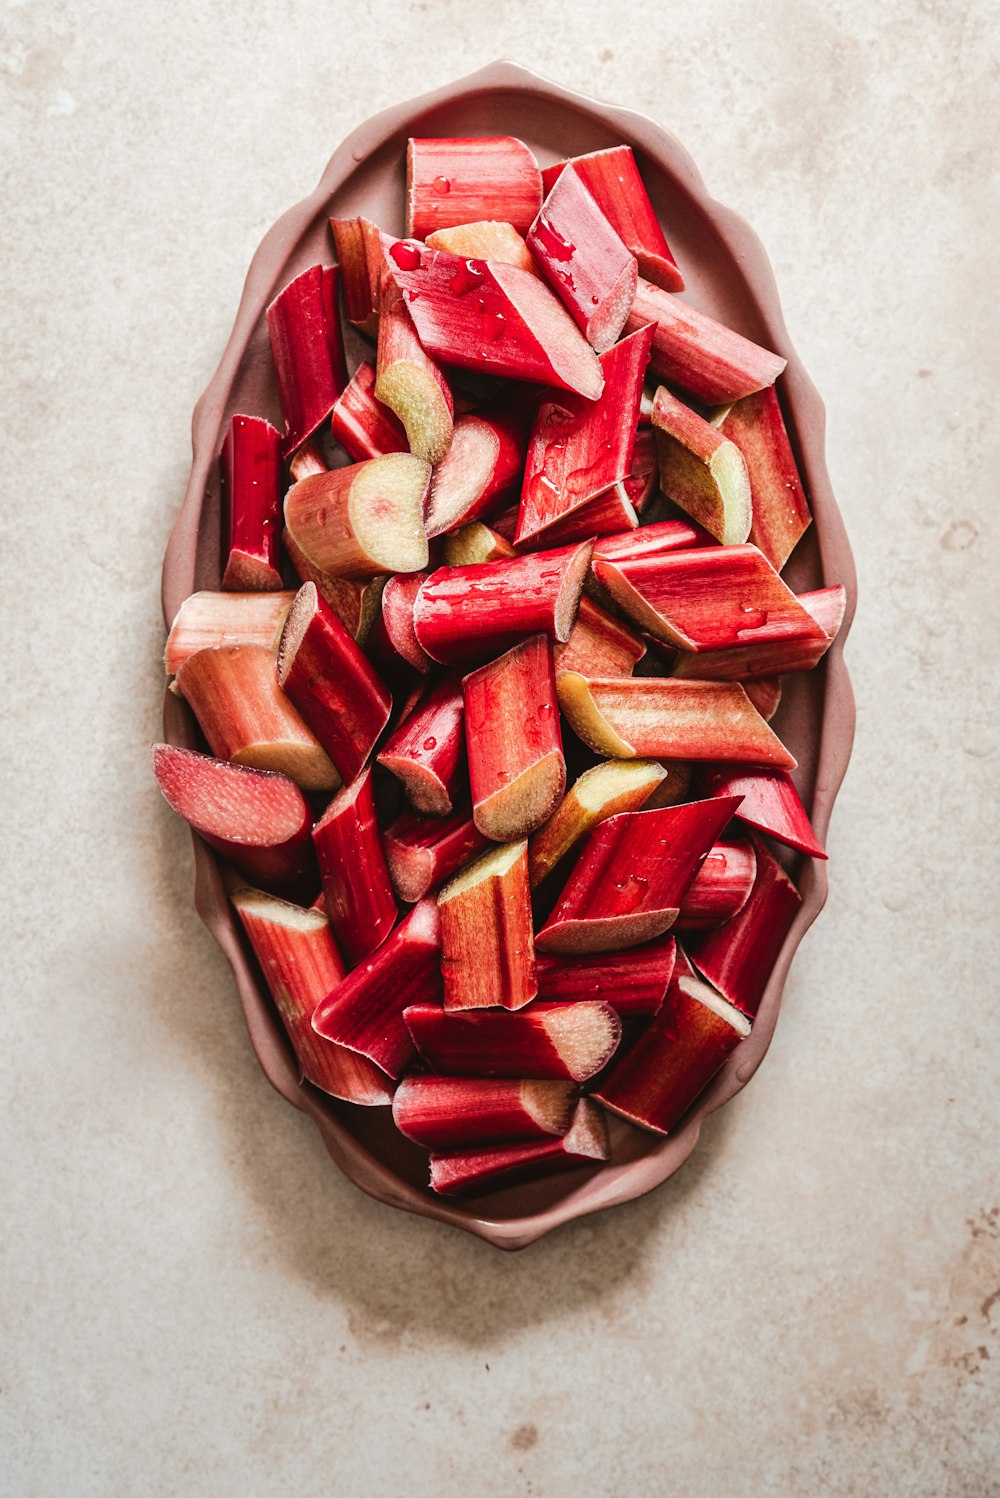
[592,517,714,566]
[266,264,347,455]
[714,386,811,571]
[288,436,329,482]
[534,935,676,1018]
[329,360,408,463]
[383,807,490,903]
[393,1076,576,1149]
[220,414,283,589]
[230,888,392,1105]
[641,760,693,809]
[553,596,646,678]
[623,425,659,515]
[743,677,782,721]
[312,899,442,1078]
[375,274,455,464]
[367,572,433,677]
[404,1000,620,1081]
[675,837,757,929]
[377,674,466,815]
[701,766,827,858]
[282,527,385,644]
[464,633,566,841]
[151,743,316,898]
[406,136,542,239]
[671,584,847,682]
[312,766,397,965]
[164,590,294,676]
[438,840,537,1010]
[283,453,430,578]
[527,758,667,888]
[443,521,517,567]
[428,1099,609,1196]
[650,386,751,545]
[426,219,538,274]
[424,412,526,539]
[330,215,386,335]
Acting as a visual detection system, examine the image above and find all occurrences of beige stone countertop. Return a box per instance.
[3,2,997,1493]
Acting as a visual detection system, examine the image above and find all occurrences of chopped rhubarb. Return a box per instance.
[406,136,542,239]
[426,220,538,274]
[592,517,714,565]
[625,277,785,406]
[329,360,408,463]
[535,936,676,1018]
[367,572,433,676]
[404,1000,620,1081]
[519,484,637,550]
[266,264,347,455]
[553,596,646,678]
[675,837,757,929]
[312,766,396,965]
[641,760,694,809]
[393,1076,576,1149]
[527,758,667,888]
[288,435,330,481]
[623,426,659,515]
[377,674,466,815]
[438,840,537,1010]
[651,386,751,545]
[428,1099,609,1196]
[714,386,812,571]
[384,807,490,903]
[701,767,827,858]
[375,274,455,464]
[442,521,517,567]
[283,453,430,578]
[220,414,283,589]
[164,590,294,676]
[672,584,847,681]
[424,412,526,538]
[743,677,782,721]
[330,215,386,336]
[282,527,385,644]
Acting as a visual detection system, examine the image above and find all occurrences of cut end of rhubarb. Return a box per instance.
[152,743,309,847]
[707,442,753,546]
[230,885,327,935]
[350,452,432,574]
[426,220,538,275]
[573,758,667,814]
[556,671,635,757]
[541,1003,622,1082]
[553,540,594,642]
[424,416,501,538]
[438,838,527,904]
[473,751,566,844]
[520,1080,579,1137]
[677,975,752,1038]
[561,1098,612,1160]
[232,739,340,794]
[375,360,454,466]
[274,581,319,690]
[535,906,680,956]
[443,521,517,566]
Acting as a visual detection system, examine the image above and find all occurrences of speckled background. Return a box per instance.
[3,2,998,1493]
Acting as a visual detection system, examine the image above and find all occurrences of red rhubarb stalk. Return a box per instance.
[377,674,466,815]
[366,572,434,677]
[312,766,397,965]
[553,595,646,678]
[424,412,526,538]
[164,590,294,676]
[383,807,490,903]
[375,273,455,464]
[518,484,637,550]
[622,425,659,515]
[406,136,542,239]
[592,517,714,565]
[283,453,431,578]
[675,837,757,930]
[641,761,694,809]
[288,435,329,481]
[329,360,408,462]
[671,584,848,681]
[651,386,751,545]
[220,414,283,590]
[743,678,782,721]
[714,384,812,571]
[266,264,348,455]
[426,220,539,274]
[701,767,827,859]
[282,527,385,644]
[404,1000,620,1081]
[428,1099,609,1196]
[393,1076,577,1149]
[330,215,386,336]
[527,758,667,888]
[438,840,537,1010]
[442,521,517,566]
[535,936,676,1018]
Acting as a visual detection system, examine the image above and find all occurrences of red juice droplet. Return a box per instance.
[533,217,575,262]
[390,241,422,270]
[432,175,451,194]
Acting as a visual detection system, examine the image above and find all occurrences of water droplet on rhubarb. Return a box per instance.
[449,259,484,296]
[422,736,437,751]
[390,241,422,270]
[481,311,505,342]
[534,217,575,262]
[432,174,451,194]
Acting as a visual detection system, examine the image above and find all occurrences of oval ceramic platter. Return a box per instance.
[160,59,856,1250]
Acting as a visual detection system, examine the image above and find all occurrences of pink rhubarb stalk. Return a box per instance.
[671,584,847,681]
[393,1076,577,1150]
[367,572,434,677]
[377,674,466,815]
[164,590,294,676]
[404,1000,620,1081]
[438,840,537,1011]
[375,273,455,464]
[406,136,542,239]
[329,360,408,463]
[675,837,757,930]
[701,767,827,859]
[424,412,526,539]
[714,385,812,571]
[282,528,385,644]
[535,936,676,1019]
[312,766,397,965]
[283,453,431,578]
[428,1099,609,1196]
[220,414,283,590]
[383,808,490,903]
[527,758,667,888]
[266,264,347,455]
[625,277,785,406]
[651,385,751,545]
[330,215,386,336]
[553,595,646,678]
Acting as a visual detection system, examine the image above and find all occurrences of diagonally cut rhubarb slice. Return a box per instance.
[743,678,782,721]
[553,595,646,678]
[535,936,676,1018]
[406,136,542,239]
[424,412,526,538]
[393,1076,576,1149]
[377,674,466,815]
[464,634,566,841]
[592,517,714,566]
[381,237,603,400]
[230,888,392,1105]
[557,672,797,769]
[266,264,348,455]
[625,277,785,406]
[518,483,637,550]
[428,1099,609,1196]
[329,360,408,463]
[282,527,385,644]
[164,590,295,676]
[651,386,751,545]
[701,766,827,859]
[312,766,397,965]
[220,414,283,590]
[330,215,386,336]
[366,572,434,677]
[713,385,812,571]
[312,899,442,1078]
[283,453,430,578]
[623,425,660,515]
[383,807,490,904]
[404,1000,620,1081]
[442,521,517,566]
[288,436,329,481]
[426,220,538,274]
[535,797,741,954]
[527,758,667,888]
[375,273,455,464]
[438,840,537,1011]
[542,147,683,293]
[277,582,392,784]
[675,837,757,930]
[671,584,847,682]
[151,743,316,898]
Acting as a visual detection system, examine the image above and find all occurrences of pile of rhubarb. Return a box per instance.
[156,135,845,1199]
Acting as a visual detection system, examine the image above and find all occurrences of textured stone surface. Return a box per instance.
[2,1,998,1493]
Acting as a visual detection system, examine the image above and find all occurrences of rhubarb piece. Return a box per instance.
[438,841,536,1011]
[393,1076,576,1149]
[426,220,538,275]
[428,1099,609,1196]
[671,584,848,682]
[175,644,339,791]
[230,888,392,1104]
[686,837,803,1018]
[542,147,683,293]
[650,387,751,545]
[641,761,693,808]
[489,503,519,541]
[593,956,751,1134]
[424,412,526,538]
[283,453,430,578]
[312,766,397,965]
[743,678,782,721]
[592,543,828,652]
[367,572,433,676]
[535,797,741,954]
[375,274,455,464]
[557,673,797,769]
[382,238,603,400]
[553,596,646,678]
[520,484,637,549]
[266,264,347,455]
[384,808,490,903]
[288,436,329,481]
[592,517,714,565]
[625,277,785,406]
[151,744,316,898]
[377,674,466,815]
[714,385,811,570]
[515,326,652,547]
[220,414,283,589]
[701,767,827,858]
[406,136,542,239]
[330,215,386,335]
[535,936,676,1018]
[312,899,442,1078]
[527,758,667,888]
[404,1001,620,1081]
[413,541,592,665]
[164,591,294,676]
[675,838,757,929]
[623,426,659,515]
[464,634,565,841]
[527,163,638,352]
[276,583,392,783]
[282,527,385,644]
[329,360,408,462]
[442,521,517,566]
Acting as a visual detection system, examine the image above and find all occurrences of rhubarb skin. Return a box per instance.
[515,325,652,548]
[266,264,348,455]
[283,454,430,579]
[464,634,566,842]
[535,936,676,1019]
[404,1000,621,1081]
[557,672,797,770]
[518,484,637,551]
[312,899,442,1078]
[424,412,527,539]
[377,674,466,815]
[592,517,714,566]
[382,237,603,401]
[276,583,392,784]
[714,385,812,571]
[230,888,392,1105]
[175,644,339,792]
[329,361,409,463]
[625,277,786,406]
[542,147,683,293]
[701,767,827,859]
[527,163,638,352]
[651,386,751,546]
[675,837,757,930]
[220,414,283,590]
[151,743,316,899]
[384,807,490,903]
[413,541,592,666]
[528,758,667,888]
[671,584,848,682]
[641,760,693,809]
[426,220,538,275]
[375,274,455,465]
[406,136,543,239]
[593,955,751,1135]
[743,678,782,721]
[553,596,646,678]
[438,840,537,1011]
[164,590,295,676]
[367,572,434,677]
[535,796,742,955]
[428,1099,609,1196]
[393,1076,576,1150]
[288,436,330,481]
[443,521,517,567]
[330,216,386,336]
[312,767,397,965]
[282,527,385,645]
[623,426,659,515]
